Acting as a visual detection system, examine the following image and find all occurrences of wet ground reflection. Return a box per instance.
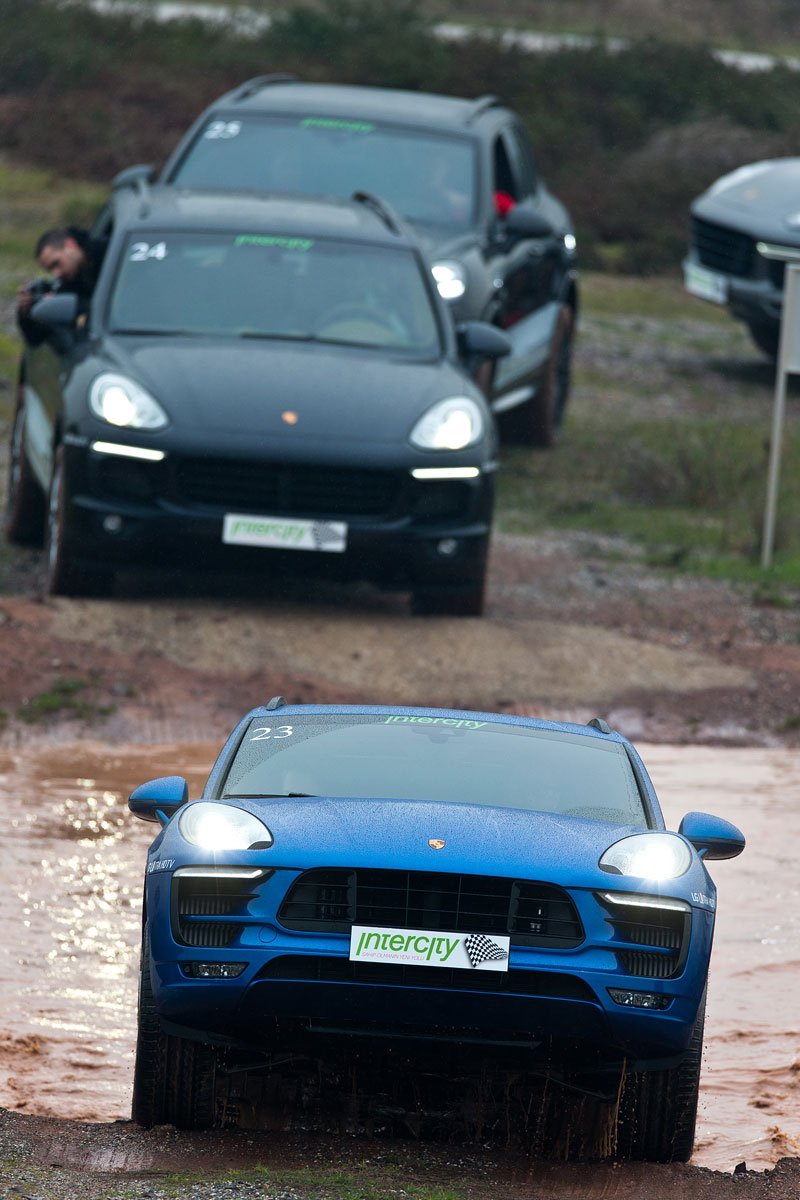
[0,741,797,1169]
[0,743,216,1123]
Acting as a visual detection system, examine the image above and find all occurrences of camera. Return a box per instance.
[26,278,56,300]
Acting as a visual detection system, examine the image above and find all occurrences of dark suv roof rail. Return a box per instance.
[233,73,298,101]
[467,94,503,123]
[587,717,612,734]
[111,164,154,218]
[352,191,402,234]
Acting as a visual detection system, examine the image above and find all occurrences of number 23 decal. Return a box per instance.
[250,725,294,740]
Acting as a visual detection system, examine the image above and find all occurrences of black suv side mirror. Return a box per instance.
[30,293,79,329]
[457,321,512,360]
[503,203,554,241]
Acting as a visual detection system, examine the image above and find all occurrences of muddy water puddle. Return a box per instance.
[0,742,217,1127]
[0,741,797,1170]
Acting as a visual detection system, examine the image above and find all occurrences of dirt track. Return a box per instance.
[1,528,798,748]
[0,530,798,1198]
[2,1108,800,1200]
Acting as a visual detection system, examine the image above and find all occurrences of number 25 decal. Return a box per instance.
[129,242,167,262]
[251,725,294,741]
[204,120,242,140]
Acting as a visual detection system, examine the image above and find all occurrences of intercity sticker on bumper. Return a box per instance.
[350,925,510,972]
[223,513,347,552]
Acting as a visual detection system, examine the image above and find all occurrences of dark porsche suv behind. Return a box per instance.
[157,78,578,447]
[7,185,508,614]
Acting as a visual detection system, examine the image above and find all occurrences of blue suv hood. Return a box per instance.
[218,793,643,885]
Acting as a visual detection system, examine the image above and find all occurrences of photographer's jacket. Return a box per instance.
[17,227,105,347]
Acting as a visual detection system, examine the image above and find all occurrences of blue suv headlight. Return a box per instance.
[179,802,273,851]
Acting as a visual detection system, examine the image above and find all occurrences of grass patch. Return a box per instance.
[577,271,727,322]
[16,676,114,724]
[506,267,800,587]
[0,161,106,394]
[161,1164,467,1200]
[496,413,800,583]
[0,159,106,291]
[123,0,800,56]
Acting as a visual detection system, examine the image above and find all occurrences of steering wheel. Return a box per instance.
[316,303,398,341]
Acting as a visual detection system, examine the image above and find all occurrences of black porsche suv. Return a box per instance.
[684,157,800,359]
[156,78,578,447]
[7,185,509,614]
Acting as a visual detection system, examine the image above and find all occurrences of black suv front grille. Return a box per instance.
[278,869,584,948]
[692,216,754,277]
[174,458,402,517]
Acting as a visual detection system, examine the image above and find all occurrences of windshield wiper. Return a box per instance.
[111,327,195,336]
[239,331,316,342]
[223,792,319,799]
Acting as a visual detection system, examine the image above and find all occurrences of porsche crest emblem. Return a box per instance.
[281,410,299,425]
[428,838,446,850]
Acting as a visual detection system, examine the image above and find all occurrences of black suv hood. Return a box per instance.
[693,158,800,244]
[97,336,479,448]
[405,221,477,261]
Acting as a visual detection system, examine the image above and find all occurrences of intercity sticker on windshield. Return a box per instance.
[383,715,486,729]
[234,235,315,252]
[350,925,510,972]
[300,117,374,135]
[223,513,347,553]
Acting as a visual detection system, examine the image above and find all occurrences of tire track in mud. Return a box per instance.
[3,1111,800,1200]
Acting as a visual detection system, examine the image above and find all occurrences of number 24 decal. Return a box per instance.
[250,725,294,740]
[129,241,167,262]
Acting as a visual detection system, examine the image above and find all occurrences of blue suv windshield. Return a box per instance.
[172,116,478,231]
[107,232,442,353]
[222,715,647,826]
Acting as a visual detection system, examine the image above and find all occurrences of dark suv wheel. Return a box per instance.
[45,446,113,597]
[5,394,46,546]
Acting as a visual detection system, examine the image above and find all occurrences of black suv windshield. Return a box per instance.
[172,116,477,231]
[108,232,442,353]
[222,715,647,826]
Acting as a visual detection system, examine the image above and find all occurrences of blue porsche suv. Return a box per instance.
[128,701,744,1159]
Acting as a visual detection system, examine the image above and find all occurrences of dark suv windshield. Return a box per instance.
[107,232,442,353]
[171,116,477,231]
[222,715,647,827]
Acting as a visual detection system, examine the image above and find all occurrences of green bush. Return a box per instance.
[3,0,800,273]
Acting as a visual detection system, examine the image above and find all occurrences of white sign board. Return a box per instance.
[778,263,800,372]
[761,263,799,567]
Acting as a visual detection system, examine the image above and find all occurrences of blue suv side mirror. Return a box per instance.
[679,811,745,860]
[128,775,189,824]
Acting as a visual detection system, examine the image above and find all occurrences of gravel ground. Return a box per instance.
[3,1109,800,1200]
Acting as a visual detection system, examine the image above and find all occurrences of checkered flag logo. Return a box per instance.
[463,933,508,968]
[311,520,345,551]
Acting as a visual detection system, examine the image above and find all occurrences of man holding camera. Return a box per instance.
[16,226,104,346]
